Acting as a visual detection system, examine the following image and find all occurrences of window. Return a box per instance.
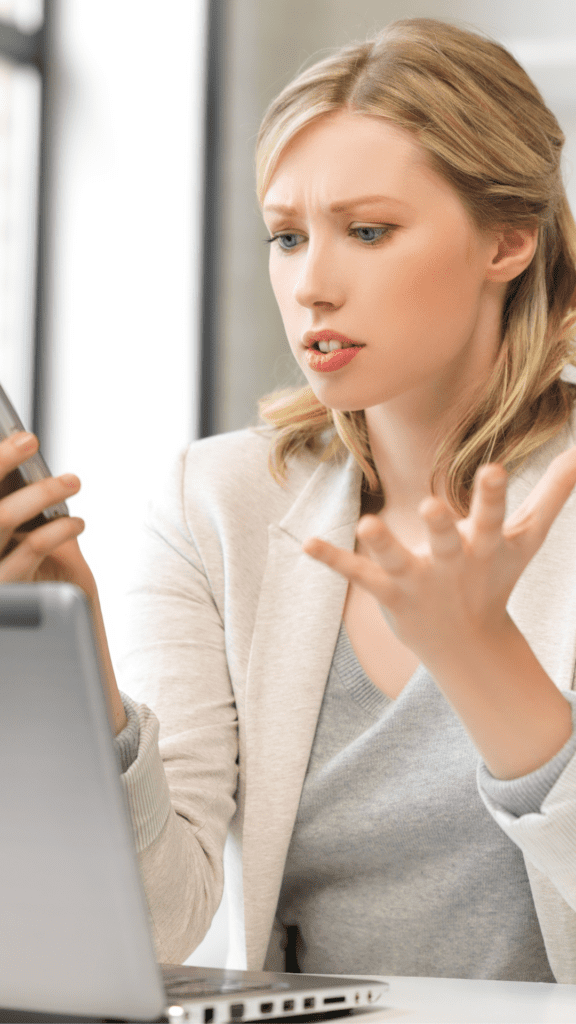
[0,0,43,430]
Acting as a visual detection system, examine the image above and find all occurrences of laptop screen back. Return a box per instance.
[0,583,166,1020]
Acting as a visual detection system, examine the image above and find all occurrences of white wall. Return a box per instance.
[45,0,206,667]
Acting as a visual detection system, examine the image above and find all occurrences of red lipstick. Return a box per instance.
[303,329,364,372]
[305,346,363,372]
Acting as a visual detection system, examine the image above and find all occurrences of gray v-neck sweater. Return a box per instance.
[117,618,576,980]
[274,619,576,980]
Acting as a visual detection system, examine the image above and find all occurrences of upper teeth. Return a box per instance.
[318,340,347,352]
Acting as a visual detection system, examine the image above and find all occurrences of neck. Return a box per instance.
[364,404,450,520]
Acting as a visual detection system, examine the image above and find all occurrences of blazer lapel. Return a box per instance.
[241,450,363,967]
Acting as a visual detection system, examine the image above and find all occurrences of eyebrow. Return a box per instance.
[263,194,411,215]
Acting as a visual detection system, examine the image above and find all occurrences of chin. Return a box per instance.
[304,376,371,407]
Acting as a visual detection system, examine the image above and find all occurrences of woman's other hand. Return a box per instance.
[0,431,127,734]
[0,431,88,587]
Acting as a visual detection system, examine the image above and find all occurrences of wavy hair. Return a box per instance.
[251,17,576,516]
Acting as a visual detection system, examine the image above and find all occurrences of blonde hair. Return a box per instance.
[251,17,576,516]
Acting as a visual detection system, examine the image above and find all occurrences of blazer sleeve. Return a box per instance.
[477,689,576,914]
[115,445,239,964]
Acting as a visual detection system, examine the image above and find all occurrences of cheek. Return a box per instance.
[269,261,302,337]
[269,260,291,312]
[385,236,481,316]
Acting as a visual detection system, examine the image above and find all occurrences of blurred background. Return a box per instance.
[2,0,576,967]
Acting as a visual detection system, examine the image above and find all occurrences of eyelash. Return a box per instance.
[264,225,395,251]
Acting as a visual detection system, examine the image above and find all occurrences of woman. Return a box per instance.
[2,18,576,982]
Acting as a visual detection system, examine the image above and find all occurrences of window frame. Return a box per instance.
[0,5,46,436]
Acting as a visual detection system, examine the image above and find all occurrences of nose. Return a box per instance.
[293,239,344,310]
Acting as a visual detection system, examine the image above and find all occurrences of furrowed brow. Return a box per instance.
[263,195,410,216]
[329,195,410,213]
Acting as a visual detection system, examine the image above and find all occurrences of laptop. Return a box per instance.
[0,582,388,1022]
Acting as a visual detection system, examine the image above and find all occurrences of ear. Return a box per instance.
[486,223,539,283]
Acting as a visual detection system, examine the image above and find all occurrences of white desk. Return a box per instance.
[346,976,576,1023]
[1,977,575,1023]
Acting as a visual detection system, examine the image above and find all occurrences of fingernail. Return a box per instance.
[60,473,79,488]
[14,432,35,449]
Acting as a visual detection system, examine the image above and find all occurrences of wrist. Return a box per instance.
[87,589,127,736]
[426,616,573,780]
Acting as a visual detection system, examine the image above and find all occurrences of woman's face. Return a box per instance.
[262,109,505,418]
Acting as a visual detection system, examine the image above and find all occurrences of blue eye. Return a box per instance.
[264,233,304,251]
[351,226,391,244]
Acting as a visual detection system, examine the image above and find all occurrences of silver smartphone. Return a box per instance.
[0,381,69,532]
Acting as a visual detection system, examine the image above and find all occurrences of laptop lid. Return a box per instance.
[0,583,167,1021]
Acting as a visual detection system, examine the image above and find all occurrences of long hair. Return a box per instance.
[251,18,576,515]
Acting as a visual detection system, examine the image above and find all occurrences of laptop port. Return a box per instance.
[259,1002,274,1013]
[303,998,315,1008]
[230,1003,244,1019]
[323,996,346,1005]
[283,1000,295,1011]
[204,1011,214,1024]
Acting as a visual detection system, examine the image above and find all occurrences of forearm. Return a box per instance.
[87,588,128,736]
[426,614,573,781]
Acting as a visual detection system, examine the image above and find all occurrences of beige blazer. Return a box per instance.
[118,415,576,983]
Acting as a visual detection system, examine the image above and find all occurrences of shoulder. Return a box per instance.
[181,426,279,477]
[181,425,323,497]
[148,426,334,532]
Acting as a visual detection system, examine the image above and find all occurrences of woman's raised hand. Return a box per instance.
[302,447,576,664]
